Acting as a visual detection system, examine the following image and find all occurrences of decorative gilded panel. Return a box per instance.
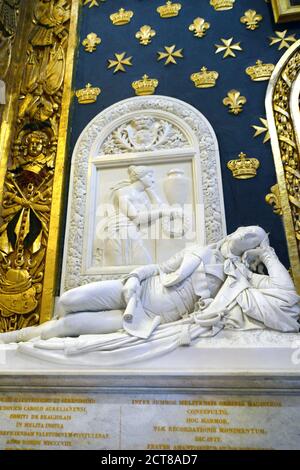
[266,40,300,291]
[0,0,80,332]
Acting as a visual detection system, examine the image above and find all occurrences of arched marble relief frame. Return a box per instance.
[61,96,226,292]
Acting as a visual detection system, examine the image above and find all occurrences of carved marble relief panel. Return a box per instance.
[61,96,226,291]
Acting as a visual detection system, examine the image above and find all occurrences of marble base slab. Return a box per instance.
[1,331,300,450]
[0,330,300,391]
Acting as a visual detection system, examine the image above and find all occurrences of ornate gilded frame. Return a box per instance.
[266,40,300,292]
[271,0,300,23]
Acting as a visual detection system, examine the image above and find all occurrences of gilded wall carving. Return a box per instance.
[0,0,75,332]
[266,41,300,291]
[0,0,20,80]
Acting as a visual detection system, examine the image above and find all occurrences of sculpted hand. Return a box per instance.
[122,277,141,304]
[242,248,264,270]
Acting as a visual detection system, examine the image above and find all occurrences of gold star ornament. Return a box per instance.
[107,52,133,73]
[215,38,242,58]
[269,30,297,50]
[157,45,183,65]
[252,118,270,143]
[83,0,105,7]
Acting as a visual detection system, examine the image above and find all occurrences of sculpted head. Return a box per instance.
[128,165,155,189]
[223,226,269,257]
[24,131,49,158]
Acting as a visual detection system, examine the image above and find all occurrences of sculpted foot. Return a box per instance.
[0,321,59,343]
[0,331,19,344]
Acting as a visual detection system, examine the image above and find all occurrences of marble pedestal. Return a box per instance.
[1,330,300,450]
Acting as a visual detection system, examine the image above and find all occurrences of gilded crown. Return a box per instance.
[75,83,101,104]
[210,0,235,11]
[246,60,275,82]
[157,1,182,18]
[110,8,133,25]
[227,152,260,180]
[132,75,159,96]
[190,67,219,88]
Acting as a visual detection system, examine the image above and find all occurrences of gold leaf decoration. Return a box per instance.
[223,90,247,114]
[157,45,183,65]
[107,52,133,73]
[210,0,235,11]
[269,30,297,50]
[227,152,260,179]
[252,118,270,143]
[190,67,219,88]
[0,0,73,331]
[76,84,101,104]
[135,25,156,46]
[110,8,134,26]
[157,1,182,18]
[215,38,242,58]
[189,18,210,38]
[240,10,263,30]
[266,184,282,215]
[83,0,105,7]
[132,75,159,95]
[82,33,101,52]
[245,60,274,81]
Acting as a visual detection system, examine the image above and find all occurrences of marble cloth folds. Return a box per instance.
[18,317,218,367]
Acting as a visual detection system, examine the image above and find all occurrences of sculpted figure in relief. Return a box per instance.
[0,226,299,356]
[96,165,182,266]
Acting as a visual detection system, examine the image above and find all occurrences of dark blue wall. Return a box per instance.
[67,0,300,266]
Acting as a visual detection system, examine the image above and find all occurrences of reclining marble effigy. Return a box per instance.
[0,226,299,366]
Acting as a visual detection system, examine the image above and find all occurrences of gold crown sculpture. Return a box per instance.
[157,1,182,18]
[75,83,101,104]
[210,0,235,11]
[132,74,159,96]
[245,60,275,82]
[227,152,260,179]
[190,67,219,88]
[110,8,133,25]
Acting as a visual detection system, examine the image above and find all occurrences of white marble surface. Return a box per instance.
[1,329,300,452]
[1,330,300,375]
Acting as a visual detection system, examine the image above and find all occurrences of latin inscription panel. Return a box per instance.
[0,393,298,450]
